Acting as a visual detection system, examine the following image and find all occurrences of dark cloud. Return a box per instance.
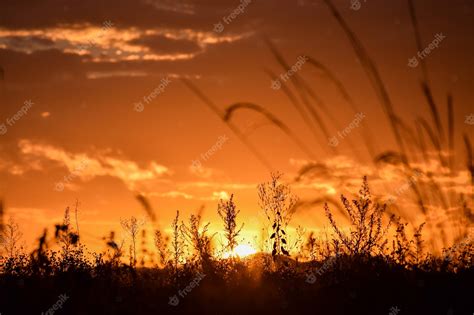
[128,35,201,54]
[0,0,250,30]
[1,36,55,51]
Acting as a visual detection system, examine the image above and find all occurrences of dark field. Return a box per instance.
[1,255,473,315]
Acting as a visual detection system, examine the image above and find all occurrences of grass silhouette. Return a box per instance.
[1,176,473,315]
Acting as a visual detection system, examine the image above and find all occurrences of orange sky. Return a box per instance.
[0,0,473,254]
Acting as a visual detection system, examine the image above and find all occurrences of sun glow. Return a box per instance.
[222,244,257,259]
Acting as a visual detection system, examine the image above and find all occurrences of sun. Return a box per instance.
[222,244,257,259]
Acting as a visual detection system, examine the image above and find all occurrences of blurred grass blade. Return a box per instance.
[181,78,273,171]
[224,102,317,160]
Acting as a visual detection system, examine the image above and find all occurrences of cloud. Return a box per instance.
[128,34,201,55]
[0,25,252,62]
[0,35,55,53]
[85,71,148,79]
[0,0,263,29]
[153,190,230,201]
[178,181,256,190]
[156,190,195,200]
[13,139,170,191]
[188,164,216,179]
[143,0,196,15]
[211,191,229,200]
[289,154,473,224]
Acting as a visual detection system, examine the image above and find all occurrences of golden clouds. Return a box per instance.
[0,25,252,63]
[15,139,169,191]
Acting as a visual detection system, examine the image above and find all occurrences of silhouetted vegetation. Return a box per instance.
[258,172,298,257]
[217,194,243,255]
[1,176,473,314]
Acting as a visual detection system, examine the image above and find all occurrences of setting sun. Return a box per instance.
[222,244,257,259]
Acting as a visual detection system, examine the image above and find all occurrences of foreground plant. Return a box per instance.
[154,229,169,268]
[0,217,23,258]
[120,216,144,268]
[181,214,213,266]
[325,176,393,257]
[258,172,298,257]
[217,194,243,255]
[170,210,185,274]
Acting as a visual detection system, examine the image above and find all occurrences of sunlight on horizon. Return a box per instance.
[221,244,257,259]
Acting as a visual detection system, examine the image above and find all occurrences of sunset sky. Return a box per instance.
[0,0,473,252]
